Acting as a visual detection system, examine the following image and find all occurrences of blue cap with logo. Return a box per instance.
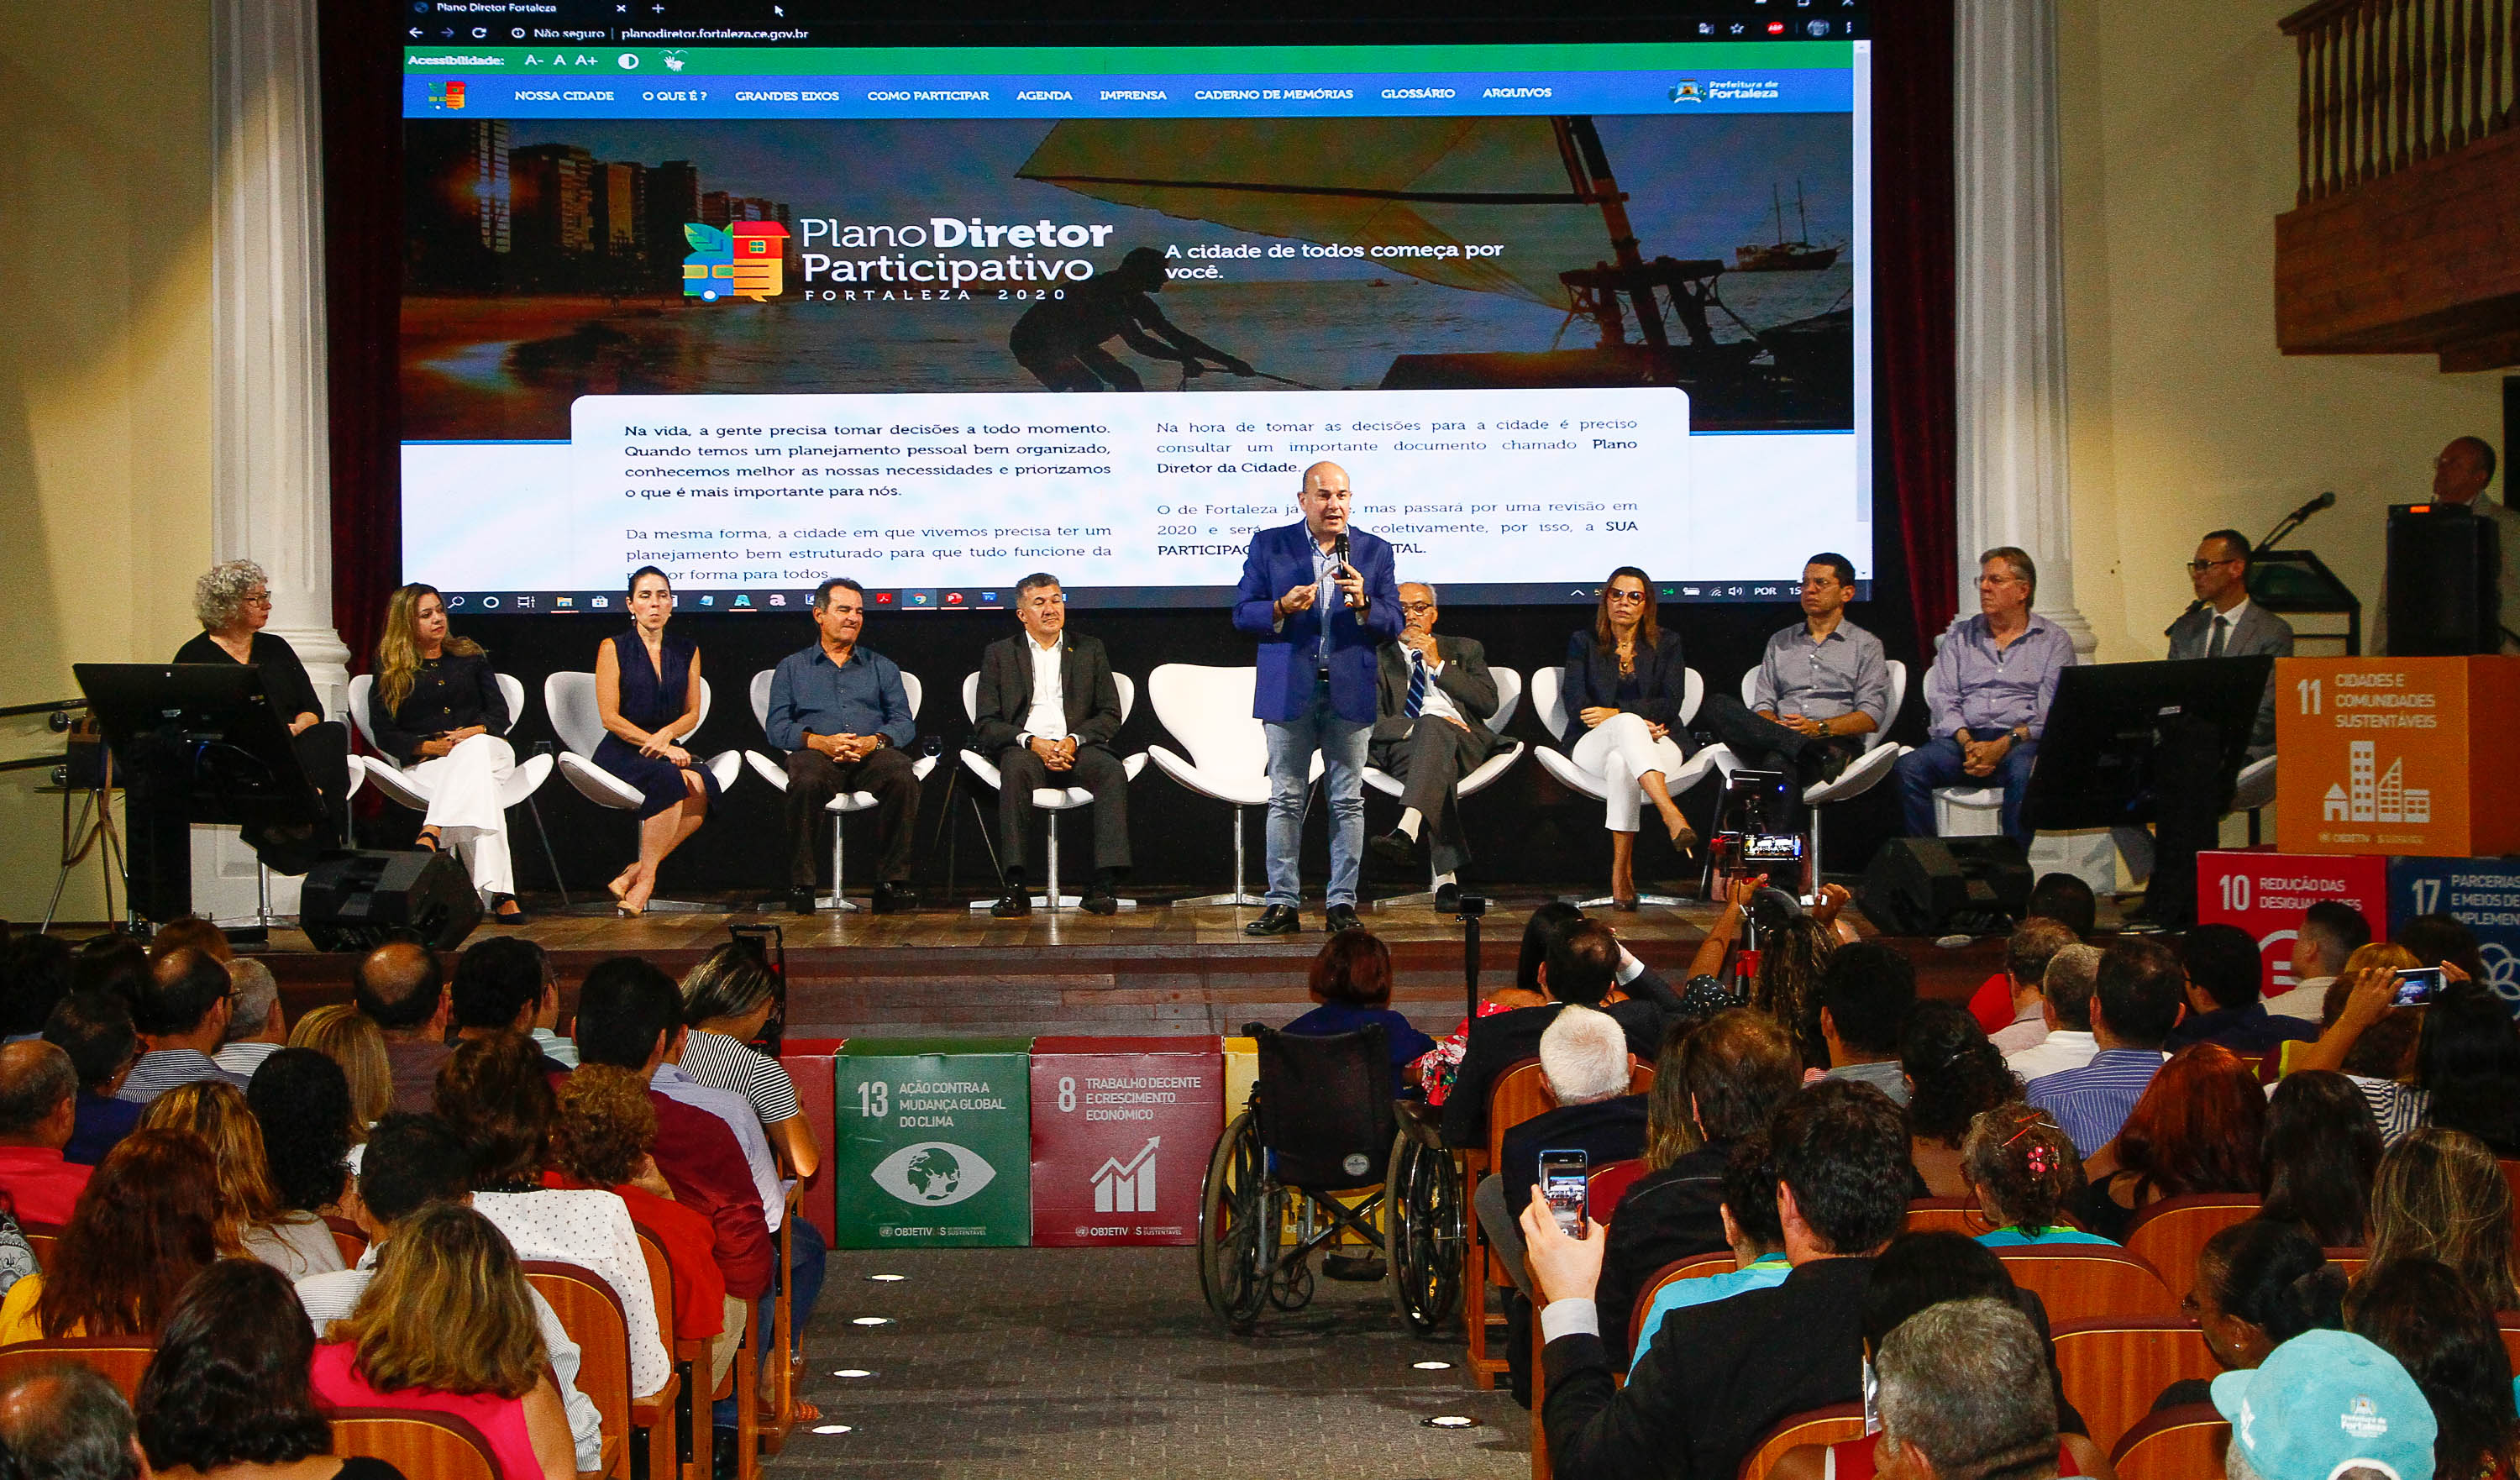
[2212,1330,2435,1480]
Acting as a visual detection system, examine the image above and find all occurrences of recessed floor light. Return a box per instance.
[833,1369,873,1378]
[849,1316,892,1326]
[811,1424,853,1435]
[1423,1415,1480,1429]
[1411,1360,1452,1371]
[866,1273,906,1282]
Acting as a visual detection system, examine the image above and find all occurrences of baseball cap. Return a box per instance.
[2211,1330,2436,1480]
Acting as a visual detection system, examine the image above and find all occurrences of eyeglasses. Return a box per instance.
[1399,601,1436,615]
[2186,558,2238,573]
[1800,579,1841,592]
[1605,590,1647,603]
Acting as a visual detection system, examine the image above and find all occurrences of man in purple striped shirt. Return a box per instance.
[1894,547,2078,848]
[2025,937,2182,1155]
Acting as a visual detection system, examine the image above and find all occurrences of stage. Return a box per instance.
[206,888,2013,1042]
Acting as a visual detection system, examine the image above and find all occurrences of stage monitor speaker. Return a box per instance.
[300,850,480,953]
[1859,837,2032,937]
[2385,502,2501,654]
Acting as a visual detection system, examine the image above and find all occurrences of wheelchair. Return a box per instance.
[1196,1023,1464,1336]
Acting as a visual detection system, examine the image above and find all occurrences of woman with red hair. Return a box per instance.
[2077,1042,2266,1242]
[1282,927,1436,1079]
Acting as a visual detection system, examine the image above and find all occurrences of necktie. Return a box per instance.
[2208,616,2229,659]
[1404,651,1428,718]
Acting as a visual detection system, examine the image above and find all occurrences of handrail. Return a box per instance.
[2280,0,2517,204]
[0,698,84,721]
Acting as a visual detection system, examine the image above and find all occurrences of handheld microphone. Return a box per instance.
[1333,532,1354,606]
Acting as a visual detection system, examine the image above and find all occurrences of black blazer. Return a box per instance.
[1371,634,1499,746]
[1438,962,1684,1150]
[370,652,510,765]
[1560,627,1689,748]
[173,631,322,725]
[971,632,1123,755]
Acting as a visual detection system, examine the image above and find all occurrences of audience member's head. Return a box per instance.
[1901,1000,2019,1151]
[134,947,233,1043]
[1538,1005,1630,1107]
[220,958,279,1045]
[0,934,74,1039]
[2005,918,2079,996]
[1877,1298,2059,1480]
[1769,1079,1909,1257]
[0,1364,144,1480]
[134,1259,332,1474]
[41,991,137,1099]
[2092,937,2185,1050]
[1540,921,1620,1007]
[68,937,148,1011]
[680,942,779,1030]
[2190,1218,2348,1373]
[1960,1103,2084,1237]
[2398,912,2489,984]
[2040,943,2102,1032]
[573,958,684,1072]
[2116,1043,2267,1199]
[551,1065,659,1189]
[449,936,554,1036]
[288,1003,392,1132]
[2024,872,2097,939]
[2213,1330,2436,1480]
[1669,1008,1800,1164]
[1307,928,1394,1009]
[40,1128,221,1339]
[1719,1131,1785,1259]
[433,1031,556,1189]
[137,1081,284,1255]
[331,1202,547,1399]
[146,917,231,966]
[1817,942,1915,1064]
[354,1113,472,1231]
[1751,916,1838,1069]
[2182,923,2268,1014]
[2346,1257,2517,1480]
[1515,901,1588,998]
[244,1047,356,1215]
[2368,1126,2519,1311]
[2295,900,2373,983]
[1860,1231,2018,1360]
[2259,1070,2383,1248]
[2415,980,2520,1155]
[353,940,445,1036]
[0,1042,78,1150]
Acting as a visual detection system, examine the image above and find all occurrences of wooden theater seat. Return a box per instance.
[1628,1252,1740,1364]
[2051,1315,2222,1454]
[18,1221,60,1271]
[2109,1402,2229,1480]
[1992,1245,2177,1325]
[2326,1246,2369,1279]
[329,1409,502,1480]
[0,1336,155,1399]
[1903,1198,1996,1236]
[2122,1194,2261,1304]
[324,1215,369,1267]
[1737,1403,1867,1480]
[628,1229,691,1480]
[522,1261,640,1478]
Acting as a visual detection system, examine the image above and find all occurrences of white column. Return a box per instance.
[212,0,349,711]
[1955,0,2096,657]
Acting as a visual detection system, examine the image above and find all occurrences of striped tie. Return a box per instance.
[1404,651,1428,718]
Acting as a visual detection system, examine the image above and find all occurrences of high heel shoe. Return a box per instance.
[606,870,635,902]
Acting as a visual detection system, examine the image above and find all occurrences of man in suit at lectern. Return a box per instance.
[1233,461,1403,937]
[969,573,1129,917]
[1365,581,1499,909]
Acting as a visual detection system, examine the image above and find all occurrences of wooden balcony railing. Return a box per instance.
[2281,0,2518,204]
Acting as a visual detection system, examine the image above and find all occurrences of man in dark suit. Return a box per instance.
[1364,581,1498,905]
[969,573,1128,916]
[1438,921,1681,1151]
[1522,1079,1905,1480]
[1231,461,1403,936]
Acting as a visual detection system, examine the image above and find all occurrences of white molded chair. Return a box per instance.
[348,672,562,900]
[1529,664,1719,910]
[544,671,742,912]
[741,669,938,912]
[956,672,1149,911]
[1143,664,1326,907]
[1362,667,1526,910]
[2230,754,2277,814]
[1699,660,1909,885]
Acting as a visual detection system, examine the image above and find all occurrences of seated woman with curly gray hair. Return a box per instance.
[173,559,353,848]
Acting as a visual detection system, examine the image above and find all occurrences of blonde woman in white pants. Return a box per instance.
[373,583,525,922]
[1560,568,1700,909]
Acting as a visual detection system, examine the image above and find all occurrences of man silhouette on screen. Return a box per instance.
[1010,247,1257,391]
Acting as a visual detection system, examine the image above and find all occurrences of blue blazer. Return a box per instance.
[1232,521,1403,723]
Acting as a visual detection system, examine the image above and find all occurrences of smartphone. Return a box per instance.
[1540,1149,1589,1239]
[2392,965,2445,1007]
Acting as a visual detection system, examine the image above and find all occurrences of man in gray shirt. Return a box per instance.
[1894,546,2077,848]
[1697,553,1894,825]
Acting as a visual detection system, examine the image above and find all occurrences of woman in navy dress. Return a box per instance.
[594,566,719,916]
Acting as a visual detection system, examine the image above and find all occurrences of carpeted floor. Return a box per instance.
[766,1246,1529,1477]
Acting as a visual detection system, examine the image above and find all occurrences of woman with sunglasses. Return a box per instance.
[1562,566,1698,909]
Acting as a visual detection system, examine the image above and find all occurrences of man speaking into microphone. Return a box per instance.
[1233,461,1402,936]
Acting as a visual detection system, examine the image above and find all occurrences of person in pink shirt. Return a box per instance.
[0,1040,94,1225]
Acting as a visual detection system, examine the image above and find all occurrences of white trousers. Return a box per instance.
[407,733,516,899]
[1570,712,1687,833]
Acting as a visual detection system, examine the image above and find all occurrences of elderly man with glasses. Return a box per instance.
[1363,581,1500,908]
[1894,546,2077,849]
[1695,553,1895,830]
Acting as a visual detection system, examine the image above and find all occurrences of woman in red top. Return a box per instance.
[307,1202,575,1480]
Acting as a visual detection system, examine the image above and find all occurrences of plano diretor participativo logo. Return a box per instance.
[682,220,790,302]
[428,80,467,110]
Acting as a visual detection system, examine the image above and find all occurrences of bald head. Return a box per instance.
[0,1365,144,1479]
[0,1041,76,1146]
[354,939,447,1037]
[1299,461,1352,543]
[2434,436,2497,504]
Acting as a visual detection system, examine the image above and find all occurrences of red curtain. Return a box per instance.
[319,0,404,677]
[1871,0,1960,655]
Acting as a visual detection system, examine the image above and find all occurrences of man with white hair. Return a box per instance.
[213,957,287,1079]
[1872,1298,2061,1480]
[1472,1005,1646,1299]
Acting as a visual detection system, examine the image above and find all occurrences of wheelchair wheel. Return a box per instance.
[1385,1130,1466,1336]
[1266,1207,1315,1313]
[1198,1111,1271,1330]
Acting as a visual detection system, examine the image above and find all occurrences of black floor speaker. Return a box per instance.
[1860,837,2034,937]
[300,850,480,953]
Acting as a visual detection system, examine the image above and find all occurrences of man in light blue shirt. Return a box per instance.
[2025,937,2182,1155]
[1696,554,1894,821]
[1629,1136,1792,1371]
[1895,546,2078,848]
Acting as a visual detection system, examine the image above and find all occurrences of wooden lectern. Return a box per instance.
[2275,657,2520,858]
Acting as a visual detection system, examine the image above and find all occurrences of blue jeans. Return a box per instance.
[712,1214,828,1430]
[1895,734,2040,848]
[1262,677,1372,908]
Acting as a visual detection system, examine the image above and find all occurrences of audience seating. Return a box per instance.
[1587,1158,1647,1218]
[2325,1246,2369,1279]
[1628,1253,1738,1364]
[0,1337,154,1399]
[328,1409,503,1480]
[2121,1194,2262,1304]
[2501,1316,2520,1377]
[18,1221,60,1269]
[522,1260,638,1479]
[741,669,937,913]
[1990,1246,2176,1325]
[758,1185,803,1456]
[956,671,1149,911]
[1142,664,1320,907]
[1736,1402,1866,1480]
[626,1231,690,1480]
[2050,1315,2222,1455]
[1360,666,1527,909]
[2108,1403,2229,1480]
[1901,1199,1996,1236]
[324,1215,368,1267]
[1528,665,1719,911]
[1465,1059,1552,1389]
